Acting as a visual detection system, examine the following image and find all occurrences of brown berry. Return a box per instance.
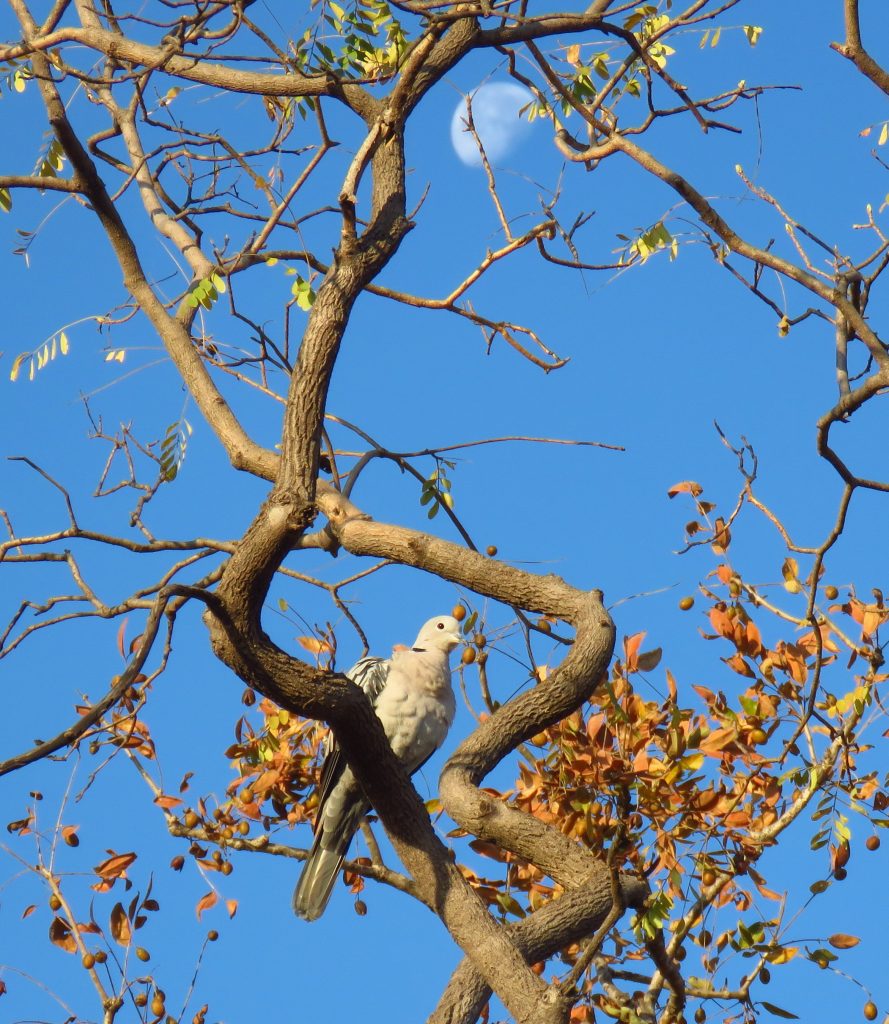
[151,997,165,1017]
[451,605,467,622]
[694,1009,706,1024]
[536,618,552,633]
[760,967,771,985]
[679,596,695,611]
[834,866,848,881]
[134,992,148,1007]
[824,585,839,600]
[461,647,476,665]
[701,869,716,887]
[135,947,150,962]
[237,820,250,835]
[473,633,486,649]
[49,894,62,911]
[207,929,219,941]
[221,861,233,875]
[94,950,107,964]
[749,728,767,745]
[82,953,95,969]
[241,688,256,706]
[486,545,497,557]
[170,855,185,871]
[866,835,880,852]
[354,899,367,916]
[64,831,80,847]
[184,810,199,829]
[864,1002,878,1021]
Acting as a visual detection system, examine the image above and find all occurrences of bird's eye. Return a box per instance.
[437,622,444,629]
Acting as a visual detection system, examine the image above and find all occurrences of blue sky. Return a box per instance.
[1,3,888,1023]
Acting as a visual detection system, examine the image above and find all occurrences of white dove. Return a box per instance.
[293,614,461,920]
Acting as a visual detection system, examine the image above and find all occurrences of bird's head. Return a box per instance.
[413,615,462,654]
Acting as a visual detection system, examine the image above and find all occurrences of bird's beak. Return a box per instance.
[446,631,461,652]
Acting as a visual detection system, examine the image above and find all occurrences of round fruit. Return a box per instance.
[208,929,219,941]
[864,1002,878,1021]
[461,647,476,665]
[674,946,687,962]
[64,831,80,847]
[486,545,498,557]
[536,618,551,633]
[760,967,771,985]
[221,861,233,875]
[694,1009,706,1024]
[151,997,166,1017]
[866,835,880,852]
[237,820,250,836]
[135,992,148,1008]
[474,633,486,649]
[136,947,150,962]
[749,728,768,745]
[452,605,467,622]
[701,869,716,887]
[240,788,253,804]
[354,899,367,916]
[82,953,95,969]
[679,596,695,611]
[170,855,185,871]
[824,585,839,600]
[834,866,848,881]
[94,950,107,964]
[184,810,199,829]
[49,894,62,911]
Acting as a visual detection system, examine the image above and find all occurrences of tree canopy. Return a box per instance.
[1,3,888,1024]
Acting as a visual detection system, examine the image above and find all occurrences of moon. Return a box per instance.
[450,82,534,168]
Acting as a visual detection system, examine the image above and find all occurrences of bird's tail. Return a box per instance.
[292,801,367,920]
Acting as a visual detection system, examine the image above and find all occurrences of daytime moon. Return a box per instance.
[450,82,534,167]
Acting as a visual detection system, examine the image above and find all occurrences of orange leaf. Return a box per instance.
[49,916,76,953]
[623,632,646,672]
[110,903,132,947]
[828,933,860,949]
[94,851,137,880]
[196,891,218,920]
[153,794,183,810]
[226,899,238,919]
[724,653,755,678]
[21,904,36,919]
[667,480,703,498]
[297,636,333,656]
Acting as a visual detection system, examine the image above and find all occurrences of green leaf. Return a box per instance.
[760,1002,799,1020]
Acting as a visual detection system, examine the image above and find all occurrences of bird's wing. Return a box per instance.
[293,655,391,920]
[314,655,390,811]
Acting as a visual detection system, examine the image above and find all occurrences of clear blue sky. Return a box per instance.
[1,3,888,1022]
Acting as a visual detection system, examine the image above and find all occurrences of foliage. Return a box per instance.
[1,3,888,1024]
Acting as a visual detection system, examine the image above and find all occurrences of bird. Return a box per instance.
[293,614,462,920]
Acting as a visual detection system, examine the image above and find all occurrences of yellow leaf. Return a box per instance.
[10,352,29,381]
[710,27,721,47]
[59,331,69,354]
[767,946,798,964]
[879,122,888,146]
[566,43,581,65]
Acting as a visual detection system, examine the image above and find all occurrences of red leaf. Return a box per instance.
[116,617,129,659]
